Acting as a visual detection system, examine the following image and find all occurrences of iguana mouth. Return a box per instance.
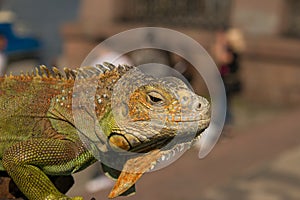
[108,125,208,199]
[140,135,203,179]
[129,116,209,156]
[150,118,210,169]
[111,115,210,153]
[154,143,192,168]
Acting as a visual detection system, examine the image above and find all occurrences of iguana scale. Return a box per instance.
[0,63,210,200]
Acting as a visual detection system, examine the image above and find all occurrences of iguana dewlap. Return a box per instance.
[0,63,210,200]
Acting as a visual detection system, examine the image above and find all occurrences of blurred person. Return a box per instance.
[213,28,246,131]
[0,34,7,76]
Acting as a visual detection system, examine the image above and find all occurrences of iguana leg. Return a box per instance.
[2,138,88,200]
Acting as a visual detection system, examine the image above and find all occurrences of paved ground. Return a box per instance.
[201,146,300,200]
[67,99,300,200]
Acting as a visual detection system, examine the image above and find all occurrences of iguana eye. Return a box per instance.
[147,91,165,105]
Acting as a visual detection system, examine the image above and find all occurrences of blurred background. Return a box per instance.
[0,0,299,199]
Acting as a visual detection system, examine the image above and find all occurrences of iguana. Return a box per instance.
[0,63,210,200]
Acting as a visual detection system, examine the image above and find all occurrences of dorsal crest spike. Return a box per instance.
[118,64,129,71]
[95,64,105,73]
[70,69,78,79]
[103,62,117,70]
[81,66,102,78]
[78,68,91,78]
[95,63,113,73]
[63,68,72,80]
[93,65,104,74]
[52,67,63,79]
[85,66,101,76]
[35,67,41,78]
[40,65,51,78]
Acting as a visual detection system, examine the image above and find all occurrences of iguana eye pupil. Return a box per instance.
[149,95,162,103]
[197,102,202,109]
[147,92,165,105]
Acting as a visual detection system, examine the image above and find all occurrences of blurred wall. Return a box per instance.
[60,0,300,105]
[231,0,285,35]
[230,0,300,105]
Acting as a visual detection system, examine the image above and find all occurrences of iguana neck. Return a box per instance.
[99,109,117,137]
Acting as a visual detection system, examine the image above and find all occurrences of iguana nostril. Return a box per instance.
[197,102,201,110]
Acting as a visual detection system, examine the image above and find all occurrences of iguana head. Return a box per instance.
[104,66,210,153]
[74,63,210,198]
[74,64,210,152]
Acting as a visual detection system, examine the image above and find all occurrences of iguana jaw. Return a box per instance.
[107,118,209,199]
[109,114,210,152]
[108,130,206,199]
